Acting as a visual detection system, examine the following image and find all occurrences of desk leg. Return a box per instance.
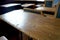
[28,37,33,40]
[41,11,42,15]
[19,32,37,40]
[19,32,23,40]
[41,11,46,17]
[19,32,29,40]
[40,11,44,16]
[41,11,44,16]
[33,39,37,40]
[22,33,28,40]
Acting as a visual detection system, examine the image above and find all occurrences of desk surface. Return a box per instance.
[35,7,56,12]
[0,9,60,40]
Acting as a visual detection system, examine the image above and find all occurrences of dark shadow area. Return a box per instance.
[0,5,23,15]
[43,11,54,15]
[0,1,44,5]
[0,20,20,40]
[0,1,44,15]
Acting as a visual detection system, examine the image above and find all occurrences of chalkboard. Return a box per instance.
[45,1,53,7]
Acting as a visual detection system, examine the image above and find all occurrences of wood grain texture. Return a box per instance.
[0,9,60,40]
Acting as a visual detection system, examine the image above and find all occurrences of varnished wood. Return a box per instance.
[0,9,60,40]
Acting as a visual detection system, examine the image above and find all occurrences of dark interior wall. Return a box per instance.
[0,0,14,2]
[0,0,14,4]
[0,1,44,5]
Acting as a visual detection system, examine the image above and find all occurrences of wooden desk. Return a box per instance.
[0,9,60,40]
[23,7,56,16]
